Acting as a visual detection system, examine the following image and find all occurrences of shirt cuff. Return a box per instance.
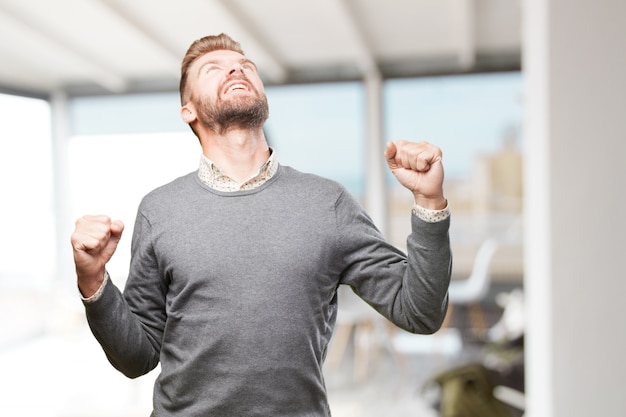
[412,202,451,223]
[79,271,109,303]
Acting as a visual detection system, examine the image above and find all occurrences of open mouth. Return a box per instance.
[224,82,250,95]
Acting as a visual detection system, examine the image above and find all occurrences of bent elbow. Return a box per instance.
[405,298,449,335]
[420,318,445,335]
[120,366,149,380]
[108,353,159,380]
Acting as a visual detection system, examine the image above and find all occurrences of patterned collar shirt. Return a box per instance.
[197,148,278,192]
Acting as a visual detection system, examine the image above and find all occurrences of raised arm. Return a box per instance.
[71,214,161,378]
[71,215,124,297]
[384,140,447,210]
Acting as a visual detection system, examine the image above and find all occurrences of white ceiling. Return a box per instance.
[0,0,522,98]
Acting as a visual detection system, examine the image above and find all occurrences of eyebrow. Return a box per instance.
[197,57,257,75]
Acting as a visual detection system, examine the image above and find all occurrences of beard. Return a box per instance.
[196,86,269,135]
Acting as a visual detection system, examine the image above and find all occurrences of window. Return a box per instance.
[265,82,366,197]
[0,93,54,348]
[0,94,54,289]
[385,72,524,280]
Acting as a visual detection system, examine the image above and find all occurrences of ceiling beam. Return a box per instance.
[0,1,128,93]
[332,0,380,78]
[96,0,181,76]
[457,0,477,70]
[213,0,288,83]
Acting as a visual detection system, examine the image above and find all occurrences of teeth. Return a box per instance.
[227,83,247,94]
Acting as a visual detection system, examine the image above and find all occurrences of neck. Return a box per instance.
[200,127,270,183]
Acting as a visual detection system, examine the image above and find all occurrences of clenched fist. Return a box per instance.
[385,140,447,210]
[71,215,124,298]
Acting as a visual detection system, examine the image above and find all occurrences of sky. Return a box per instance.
[265,71,523,193]
[384,72,523,179]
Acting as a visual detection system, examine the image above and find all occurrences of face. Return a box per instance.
[185,49,269,134]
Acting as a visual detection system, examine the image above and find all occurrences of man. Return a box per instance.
[71,33,452,416]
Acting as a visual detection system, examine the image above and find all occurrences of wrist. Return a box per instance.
[78,271,106,299]
[413,195,447,210]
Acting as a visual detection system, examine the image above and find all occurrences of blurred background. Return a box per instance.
[0,1,624,416]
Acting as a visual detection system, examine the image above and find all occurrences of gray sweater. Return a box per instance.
[84,165,451,416]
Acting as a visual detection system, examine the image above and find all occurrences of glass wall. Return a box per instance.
[264,82,366,197]
[0,93,54,348]
[0,94,55,288]
[385,72,524,282]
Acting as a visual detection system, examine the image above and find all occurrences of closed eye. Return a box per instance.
[241,59,258,72]
[205,64,222,73]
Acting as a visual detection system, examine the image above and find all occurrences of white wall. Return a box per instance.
[524,1,626,416]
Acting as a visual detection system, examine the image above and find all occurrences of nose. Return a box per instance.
[228,63,244,76]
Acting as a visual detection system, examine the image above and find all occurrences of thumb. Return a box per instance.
[110,219,125,240]
[384,141,398,168]
[104,220,125,256]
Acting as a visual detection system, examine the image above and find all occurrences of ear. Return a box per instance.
[181,102,197,124]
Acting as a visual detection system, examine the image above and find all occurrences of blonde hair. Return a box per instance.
[179,33,244,105]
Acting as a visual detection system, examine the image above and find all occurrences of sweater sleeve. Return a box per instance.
[83,210,164,379]
[335,191,452,334]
